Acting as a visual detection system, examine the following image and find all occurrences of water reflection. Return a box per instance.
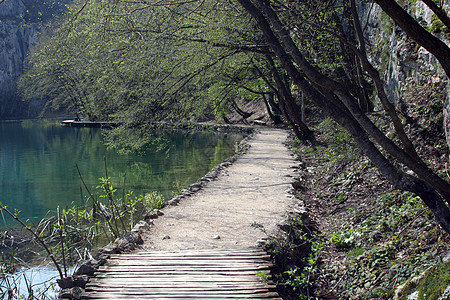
[0,121,244,226]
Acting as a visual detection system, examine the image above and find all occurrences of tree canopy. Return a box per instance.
[19,0,450,234]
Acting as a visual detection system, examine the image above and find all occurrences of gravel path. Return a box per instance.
[141,128,299,251]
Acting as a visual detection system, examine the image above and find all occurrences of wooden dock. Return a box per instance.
[60,120,116,128]
[82,248,281,299]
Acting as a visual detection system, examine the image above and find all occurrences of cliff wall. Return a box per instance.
[0,0,40,118]
[362,1,450,149]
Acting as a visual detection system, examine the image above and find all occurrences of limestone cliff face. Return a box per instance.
[0,0,39,118]
[361,2,450,149]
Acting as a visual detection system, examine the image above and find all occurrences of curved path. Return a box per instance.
[83,128,300,299]
[142,128,299,251]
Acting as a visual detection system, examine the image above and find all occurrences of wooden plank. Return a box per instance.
[86,284,276,290]
[109,255,272,261]
[84,294,282,300]
[88,278,266,284]
[82,248,281,299]
[110,252,268,256]
[85,292,281,297]
[84,293,281,298]
[91,270,270,279]
[128,249,268,254]
[102,260,271,266]
[85,287,278,293]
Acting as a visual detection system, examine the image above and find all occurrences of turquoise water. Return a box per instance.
[0,121,244,226]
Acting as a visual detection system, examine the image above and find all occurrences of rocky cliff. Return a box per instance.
[361,1,450,149]
[0,0,40,118]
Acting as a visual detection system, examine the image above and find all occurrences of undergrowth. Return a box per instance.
[0,170,177,299]
[256,217,324,299]
[282,117,450,299]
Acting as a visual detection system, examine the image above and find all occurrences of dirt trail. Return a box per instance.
[141,128,299,251]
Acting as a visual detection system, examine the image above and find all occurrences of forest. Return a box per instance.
[8,0,450,298]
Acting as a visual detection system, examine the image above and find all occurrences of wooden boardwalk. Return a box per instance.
[82,248,281,299]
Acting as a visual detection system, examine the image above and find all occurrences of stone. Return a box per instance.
[168,199,179,206]
[443,250,450,263]
[73,263,95,277]
[116,231,143,250]
[0,0,41,119]
[190,185,201,192]
[212,235,221,239]
[163,235,171,240]
[444,88,450,149]
[291,180,303,190]
[256,239,268,247]
[252,120,266,126]
[277,220,292,232]
[439,285,450,300]
[59,288,75,299]
[57,275,88,290]
[143,209,164,220]
[59,286,83,300]
[72,275,89,288]
[101,242,120,254]
[93,252,110,264]
[132,220,150,233]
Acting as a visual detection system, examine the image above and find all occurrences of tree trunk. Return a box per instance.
[231,99,253,119]
[236,0,450,235]
[262,93,282,125]
[252,0,450,203]
[266,55,313,140]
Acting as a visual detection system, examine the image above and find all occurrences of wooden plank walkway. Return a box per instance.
[82,248,281,299]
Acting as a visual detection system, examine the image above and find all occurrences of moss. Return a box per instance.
[417,260,450,299]
[393,260,450,300]
[430,15,445,33]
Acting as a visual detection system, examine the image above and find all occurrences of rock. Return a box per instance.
[132,220,151,233]
[252,120,266,126]
[256,239,268,247]
[73,263,96,277]
[101,242,120,254]
[291,180,303,190]
[220,162,232,168]
[57,277,75,289]
[408,291,419,300]
[212,235,221,239]
[277,220,292,232]
[445,88,450,149]
[115,231,143,250]
[57,275,89,289]
[251,222,264,229]
[0,0,42,118]
[143,209,164,220]
[443,250,450,263]
[439,285,450,300]
[73,275,89,288]
[168,199,179,206]
[189,183,201,192]
[93,252,110,264]
[59,286,83,300]
[163,235,171,240]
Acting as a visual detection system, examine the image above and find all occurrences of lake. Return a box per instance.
[0,120,245,227]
